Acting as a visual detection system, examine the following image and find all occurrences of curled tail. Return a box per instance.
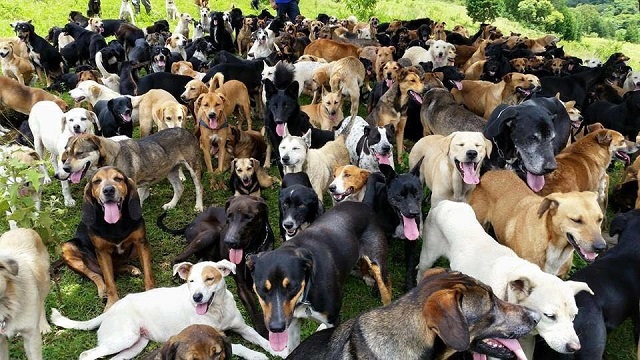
[209,73,225,92]
[156,211,187,235]
[95,51,112,78]
[50,308,106,331]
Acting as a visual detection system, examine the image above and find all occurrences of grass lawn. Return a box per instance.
[0,0,637,358]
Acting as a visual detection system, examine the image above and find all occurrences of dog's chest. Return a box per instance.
[27,46,41,66]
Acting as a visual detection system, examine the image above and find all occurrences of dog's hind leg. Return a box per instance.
[349,89,360,118]
[182,161,204,212]
[137,186,150,206]
[78,329,142,360]
[362,256,392,306]
[162,170,184,210]
[61,242,107,299]
[110,337,150,360]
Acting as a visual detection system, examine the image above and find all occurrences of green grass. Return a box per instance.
[0,0,638,358]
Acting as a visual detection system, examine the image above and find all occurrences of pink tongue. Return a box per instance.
[158,60,166,67]
[385,79,393,88]
[276,123,285,137]
[495,338,527,360]
[195,303,208,315]
[526,171,545,192]
[402,216,419,240]
[375,153,392,165]
[581,249,597,261]
[410,91,423,104]
[472,354,487,360]
[70,171,83,184]
[209,119,218,129]
[454,81,463,90]
[461,162,480,184]
[121,114,132,122]
[229,248,244,264]
[103,202,121,224]
[269,331,288,352]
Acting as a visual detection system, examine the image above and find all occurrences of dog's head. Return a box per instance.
[13,21,34,43]
[364,124,395,167]
[62,108,99,137]
[279,178,322,239]
[231,158,259,190]
[81,166,140,225]
[195,92,226,130]
[278,128,309,170]
[442,132,492,185]
[159,324,232,360]
[376,46,395,73]
[503,72,541,97]
[452,24,469,37]
[173,260,236,315]
[151,46,171,72]
[546,58,566,76]
[320,88,343,125]
[77,70,101,83]
[246,247,313,351]
[555,95,583,129]
[179,13,193,24]
[155,103,188,129]
[263,78,300,137]
[591,129,640,165]
[167,33,187,49]
[181,79,208,102]
[381,61,401,88]
[87,17,104,33]
[109,96,133,125]
[418,268,539,358]
[509,58,527,73]
[0,255,18,299]
[379,159,423,240]
[58,134,102,183]
[69,80,96,103]
[429,40,454,63]
[309,20,323,36]
[0,41,14,58]
[243,17,255,29]
[329,165,370,202]
[398,67,427,105]
[537,191,605,262]
[584,58,602,68]
[222,195,270,264]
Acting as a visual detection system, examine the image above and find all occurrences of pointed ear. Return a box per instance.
[125,177,142,221]
[410,156,423,177]
[245,252,264,272]
[283,123,290,137]
[484,106,517,139]
[286,80,299,99]
[537,196,559,218]
[565,280,594,296]
[302,128,312,147]
[218,93,227,103]
[609,211,630,236]
[172,262,193,279]
[81,182,97,227]
[596,130,612,145]
[423,288,470,351]
[263,78,277,99]
[379,164,396,183]
[215,260,237,277]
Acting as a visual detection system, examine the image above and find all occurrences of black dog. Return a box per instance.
[278,172,323,241]
[136,72,192,102]
[62,23,107,66]
[364,160,424,290]
[118,61,138,96]
[483,96,571,192]
[87,0,101,17]
[209,11,235,52]
[101,19,126,38]
[584,90,640,140]
[157,195,275,337]
[96,40,126,75]
[150,46,174,73]
[94,97,133,137]
[13,21,64,86]
[69,11,90,27]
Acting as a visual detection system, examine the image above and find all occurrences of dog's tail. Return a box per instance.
[209,72,225,92]
[50,308,105,330]
[273,61,295,89]
[156,211,187,235]
[95,51,112,78]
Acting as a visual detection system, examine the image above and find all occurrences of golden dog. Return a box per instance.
[301,87,344,130]
[303,39,361,62]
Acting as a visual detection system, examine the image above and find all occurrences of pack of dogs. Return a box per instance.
[2,3,640,360]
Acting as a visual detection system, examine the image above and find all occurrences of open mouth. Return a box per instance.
[120,113,132,123]
[208,114,219,129]
[241,177,252,187]
[472,338,527,360]
[614,150,631,165]
[154,59,166,69]
[449,79,463,90]
[571,119,582,129]
[73,95,87,102]
[567,233,598,262]
[408,90,423,104]
[454,159,480,185]
[69,161,90,184]
[284,226,299,238]
[0,53,7,58]
[373,149,392,166]
[516,86,539,96]
[195,292,215,315]
[331,186,354,202]
[101,200,122,224]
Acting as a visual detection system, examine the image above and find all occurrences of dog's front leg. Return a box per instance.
[94,245,118,309]
[395,117,407,159]
[200,134,216,186]
[137,186,150,206]
[231,344,269,360]
[0,335,9,360]
[20,330,43,360]
[133,229,155,291]
[404,239,417,290]
[60,180,76,207]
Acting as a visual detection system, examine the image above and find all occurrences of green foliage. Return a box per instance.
[465,0,504,22]
[517,0,555,24]
[555,6,581,40]
[345,0,378,19]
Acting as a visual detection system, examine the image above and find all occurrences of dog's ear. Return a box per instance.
[565,280,594,296]
[596,130,613,145]
[125,176,143,221]
[159,340,178,360]
[214,260,236,277]
[537,196,559,218]
[508,276,534,302]
[180,105,188,120]
[379,164,396,183]
[501,73,513,83]
[245,252,264,273]
[410,156,424,178]
[294,248,314,276]
[302,128,312,148]
[609,211,630,237]
[313,196,324,219]
[87,110,101,133]
[389,46,396,53]
[81,182,97,227]
[230,158,238,172]
[153,107,164,124]
[440,132,455,155]
[483,105,517,139]
[363,125,371,137]
[384,124,395,137]
[0,257,18,277]
[172,262,193,279]
[221,334,233,359]
[423,288,470,351]
[225,196,237,211]
[60,115,68,133]
[283,123,291,137]
[286,80,300,99]
[194,93,206,117]
[483,136,493,157]
[263,78,277,99]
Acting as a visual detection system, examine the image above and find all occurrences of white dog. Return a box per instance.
[165,0,179,20]
[403,40,455,69]
[584,58,602,68]
[51,260,280,360]
[174,13,193,39]
[623,70,640,92]
[261,60,324,104]
[165,33,188,61]
[200,6,211,33]
[29,101,100,207]
[118,0,135,25]
[247,28,273,60]
[417,201,594,358]
[0,228,51,360]
[69,80,120,106]
[408,132,492,206]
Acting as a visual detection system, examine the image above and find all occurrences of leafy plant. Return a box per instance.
[466,0,504,22]
[345,0,378,19]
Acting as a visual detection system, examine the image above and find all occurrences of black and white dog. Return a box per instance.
[335,115,395,173]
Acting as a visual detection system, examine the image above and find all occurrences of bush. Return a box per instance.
[345,0,378,19]
[466,0,504,23]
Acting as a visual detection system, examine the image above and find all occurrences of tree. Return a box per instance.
[466,0,504,23]
[345,0,378,19]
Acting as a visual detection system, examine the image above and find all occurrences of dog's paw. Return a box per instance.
[43,177,52,185]
[40,322,52,335]
[162,203,176,211]
[64,198,76,207]
[195,205,204,212]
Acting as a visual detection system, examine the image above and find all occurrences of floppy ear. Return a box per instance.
[125,177,143,221]
[222,335,232,359]
[225,196,237,211]
[60,115,68,133]
[508,276,534,302]
[565,280,594,296]
[501,73,513,83]
[230,158,238,172]
[87,110,101,132]
[218,93,227,104]
[81,182,97,227]
[245,252,264,273]
[180,105,188,119]
[389,46,396,53]
[363,125,371,137]
[294,248,314,277]
[537,196,559,218]
[154,107,164,123]
[609,211,630,236]
[440,133,455,155]
[172,262,193,279]
[159,340,178,360]
[0,257,19,277]
[483,105,517,139]
[423,288,470,351]
[194,93,206,116]
[215,260,237,277]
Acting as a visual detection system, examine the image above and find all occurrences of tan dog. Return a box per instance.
[229,157,274,197]
[460,39,491,71]
[138,89,186,137]
[540,129,639,213]
[330,56,366,119]
[464,59,485,80]
[301,87,344,130]
[146,324,232,360]
[171,60,206,80]
[469,170,606,277]
[524,34,559,54]
[409,132,492,206]
[217,125,269,171]
[0,76,67,114]
[303,39,361,62]
[452,25,469,37]
[0,41,35,85]
[0,228,51,360]
[547,58,566,76]
[375,46,395,82]
[180,78,209,103]
[237,17,255,55]
[509,58,527,73]
[77,70,102,83]
[328,165,370,202]
[195,90,230,181]
[209,73,253,131]
[452,73,541,119]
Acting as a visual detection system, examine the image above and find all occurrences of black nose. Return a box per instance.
[466,150,478,159]
[283,221,293,230]
[381,144,391,153]
[543,161,557,173]
[73,124,81,131]
[525,308,541,324]
[593,241,607,253]
[193,293,203,303]
[329,184,336,192]
[282,155,290,162]
[102,185,115,197]
[269,321,286,333]
[408,209,420,217]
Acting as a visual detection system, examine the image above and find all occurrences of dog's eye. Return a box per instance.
[571,218,583,224]
[544,313,556,320]
[92,179,101,185]
[114,176,124,182]
[205,277,214,282]
[344,174,350,178]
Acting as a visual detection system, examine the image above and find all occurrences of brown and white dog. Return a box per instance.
[328,165,370,202]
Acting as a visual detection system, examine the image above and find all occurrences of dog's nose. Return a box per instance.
[408,209,420,218]
[208,112,216,118]
[328,184,336,192]
[381,144,391,153]
[542,161,557,173]
[193,292,203,303]
[593,240,607,253]
[180,95,187,101]
[283,221,294,230]
[565,342,580,353]
[102,185,115,197]
[73,124,81,132]
[269,320,286,333]
[466,150,478,159]
[281,155,290,163]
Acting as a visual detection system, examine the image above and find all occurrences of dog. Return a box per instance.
[584,90,640,140]
[0,41,35,85]
[364,161,424,289]
[144,324,231,360]
[247,201,392,356]
[0,229,51,360]
[419,88,487,136]
[0,76,67,115]
[403,40,456,68]
[237,17,256,55]
[51,260,276,359]
[228,158,274,197]
[301,87,344,130]
[87,0,101,17]
[247,28,274,60]
[118,0,135,24]
[279,128,349,201]
[174,13,193,39]
[623,70,640,92]
[93,96,133,138]
[278,172,323,240]
[366,67,426,159]
[165,33,188,61]
[61,23,107,67]
[215,125,269,172]
[303,39,361,62]
[417,200,594,358]
[150,46,174,73]
[208,73,253,130]
[328,165,370,203]
[29,101,99,207]
[12,21,64,87]
[69,80,119,107]
[334,115,395,173]
[137,89,187,138]
[289,267,540,360]
[469,170,606,277]
[409,132,491,206]
[58,166,154,311]
[57,128,204,212]
[165,0,179,20]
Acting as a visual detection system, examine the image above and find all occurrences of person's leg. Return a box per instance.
[287,1,300,22]
[141,0,151,14]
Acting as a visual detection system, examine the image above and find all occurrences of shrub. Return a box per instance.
[466,0,504,23]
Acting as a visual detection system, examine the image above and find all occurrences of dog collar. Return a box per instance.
[199,119,229,130]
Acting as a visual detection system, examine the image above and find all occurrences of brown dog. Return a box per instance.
[452,73,541,119]
[215,125,268,173]
[301,87,344,130]
[303,38,361,62]
[209,73,253,131]
[375,46,395,82]
[469,170,606,277]
[0,76,67,114]
[60,166,154,310]
[237,18,255,55]
[229,157,275,197]
[145,324,232,360]
[509,58,527,73]
[0,41,35,85]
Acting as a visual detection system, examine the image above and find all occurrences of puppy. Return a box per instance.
[118,0,135,24]
[0,229,51,360]
[165,0,179,20]
[0,41,35,85]
[229,158,274,197]
[51,260,276,359]
[409,132,492,206]
[175,13,193,39]
[328,165,370,203]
